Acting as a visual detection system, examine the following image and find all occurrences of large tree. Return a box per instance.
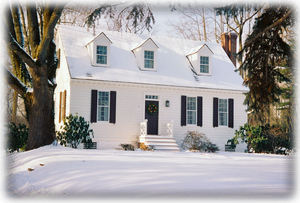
[238,7,293,125]
[6,3,64,150]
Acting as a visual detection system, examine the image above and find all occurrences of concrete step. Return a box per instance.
[140,135,180,152]
[139,138,177,143]
[144,142,178,146]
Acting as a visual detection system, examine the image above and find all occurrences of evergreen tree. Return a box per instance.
[85,3,155,34]
[238,7,294,125]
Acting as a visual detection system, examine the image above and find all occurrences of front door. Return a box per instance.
[145,100,159,135]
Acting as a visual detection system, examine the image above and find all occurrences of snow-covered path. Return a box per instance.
[7,145,293,197]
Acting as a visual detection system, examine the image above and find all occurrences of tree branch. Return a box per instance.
[8,33,37,70]
[244,9,292,47]
[6,69,28,96]
[36,7,63,64]
[26,5,40,58]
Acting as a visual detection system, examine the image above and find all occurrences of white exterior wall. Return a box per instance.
[54,35,71,130]
[69,79,247,151]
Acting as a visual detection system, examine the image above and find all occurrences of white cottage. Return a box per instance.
[54,25,248,151]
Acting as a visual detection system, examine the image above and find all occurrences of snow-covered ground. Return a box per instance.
[7,145,294,197]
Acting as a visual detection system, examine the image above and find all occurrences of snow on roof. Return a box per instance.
[57,25,248,92]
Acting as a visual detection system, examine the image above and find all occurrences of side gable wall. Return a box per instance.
[54,33,71,129]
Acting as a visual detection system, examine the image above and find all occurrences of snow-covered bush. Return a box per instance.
[56,114,94,149]
[120,144,135,151]
[181,131,219,152]
[7,122,29,152]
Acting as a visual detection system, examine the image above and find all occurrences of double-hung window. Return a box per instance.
[200,56,209,73]
[96,46,107,65]
[98,91,110,121]
[187,97,197,125]
[218,99,228,126]
[144,50,154,69]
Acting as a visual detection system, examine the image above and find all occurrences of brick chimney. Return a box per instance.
[221,32,237,66]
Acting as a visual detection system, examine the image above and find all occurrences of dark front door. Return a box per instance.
[145,100,159,135]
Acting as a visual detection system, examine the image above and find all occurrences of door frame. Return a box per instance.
[143,94,159,135]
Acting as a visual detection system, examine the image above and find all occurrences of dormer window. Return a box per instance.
[96,46,107,65]
[186,44,213,75]
[144,50,154,69]
[132,38,158,71]
[85,32,112,67]
[200,56,209,73]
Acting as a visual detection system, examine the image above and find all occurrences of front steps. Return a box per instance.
[139,135,180,151]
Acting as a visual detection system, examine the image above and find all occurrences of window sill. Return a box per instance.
[139,67,157,71]
[197,72,212,76]
[92,63,110,67]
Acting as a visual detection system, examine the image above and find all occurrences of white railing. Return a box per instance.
[140,119,148,137]
[166,120,174,137]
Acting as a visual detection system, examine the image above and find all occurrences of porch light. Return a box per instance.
[165,100,170,107]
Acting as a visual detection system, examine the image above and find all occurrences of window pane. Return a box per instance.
[200,65,209,73]
[200,56,209,64]
[98,106,109,121]
[218,99,228,126]
[200,56,209,73]
[97,55,107,64]
[218,99,228,112]
[97,46,107,55]
[144,59,154,68]
[187,111,196,124]
[98,91,109,106]
[187,97,196,110]
[219,112,228,126]
[144,51,154,59]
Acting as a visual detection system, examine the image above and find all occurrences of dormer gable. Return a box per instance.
[132,38,159,71]
[186,44,214,75]
[86,32,112,67]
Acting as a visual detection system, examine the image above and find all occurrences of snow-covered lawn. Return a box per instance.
[7,145,293,197]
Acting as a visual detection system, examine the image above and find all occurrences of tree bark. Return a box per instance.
[26,66,55,150]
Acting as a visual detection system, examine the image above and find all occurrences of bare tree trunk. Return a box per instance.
[220,14,224,34]
[11,92,18,123]
[202,8,207,41]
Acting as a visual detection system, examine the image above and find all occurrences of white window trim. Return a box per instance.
[96,45,108,65]
[93,44,110,67]
[198,55,211,75]
[186,96,197,125]
[144,50,154,69]
[97,91,110,122]
[140,49,157,71]
[218,98,228,126]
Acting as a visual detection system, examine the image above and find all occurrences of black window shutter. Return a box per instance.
[213,97,218,127]
[91,90,98,123]
[181,96,186,126]
[197,96,203,127]
[228,98,234,128]
[109,91,116,124]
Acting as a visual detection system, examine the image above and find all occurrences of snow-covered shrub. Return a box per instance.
[181,131,219,152]
[120,144,135,151]
[56,114,94,149]
[7,122,28,152]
